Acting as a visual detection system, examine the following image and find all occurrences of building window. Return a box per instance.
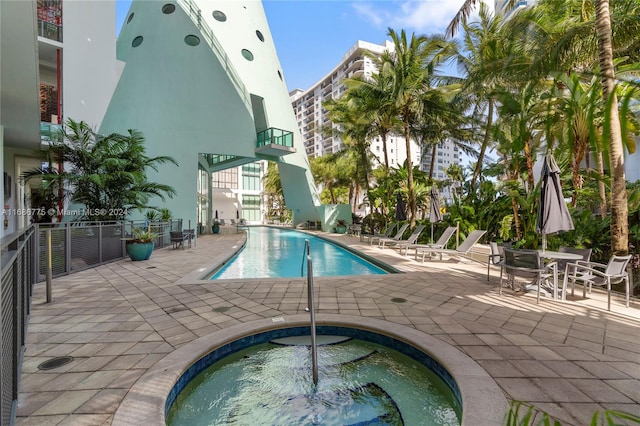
[184,35,200,46]
[212,169,237,189]
[132,36,144,47]
[256,30,264,41]
[162,4,175,14]
[212,10,227,21]
[242,163,261,191]
[242,195,261,222]
[241,49,254,61]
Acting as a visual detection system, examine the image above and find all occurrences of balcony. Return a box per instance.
[255,127,296,157]
[40,122,61,143]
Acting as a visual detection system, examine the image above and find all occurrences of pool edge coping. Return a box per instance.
[112,314,508,426]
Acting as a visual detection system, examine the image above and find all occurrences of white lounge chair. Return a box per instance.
[367,223,409,247]
[414,230,487,262]
[406,226,456,257]
[360,222,398,245]
[379,224,426,252]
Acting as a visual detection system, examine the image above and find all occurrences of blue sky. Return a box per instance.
[116,1,492,92]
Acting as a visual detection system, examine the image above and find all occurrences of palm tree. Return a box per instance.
[454,4,518,189]
[345,70,400,173]
[379,29,442,228]
[595,0,628,255]
[23,119,177,221]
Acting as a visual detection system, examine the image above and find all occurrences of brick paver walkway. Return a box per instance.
[15,229,640,425]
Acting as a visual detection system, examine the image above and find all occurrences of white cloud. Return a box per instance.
[353,0,495,35]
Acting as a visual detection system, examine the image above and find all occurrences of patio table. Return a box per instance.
[538,250,583,300]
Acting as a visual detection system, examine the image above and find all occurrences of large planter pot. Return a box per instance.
[126,242,154,261]
[335,225,347,234]
[212,224,220,234]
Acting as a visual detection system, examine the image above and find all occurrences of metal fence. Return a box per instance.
[1,226,36,426]
[34,220,182,281]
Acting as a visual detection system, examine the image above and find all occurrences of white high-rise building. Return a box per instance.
[290,40,462,179]
[494,0,536,17]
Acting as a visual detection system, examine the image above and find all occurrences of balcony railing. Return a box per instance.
[38,20,62,42]
[257,128,293,148]
[40,122,62,143]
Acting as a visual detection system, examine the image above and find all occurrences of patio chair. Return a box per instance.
[486,241,512,281]
[414,230,487,262]
[348,224,362,237]
[379,224,425,251]
[170,231,188,249]
[555,247,591,299]
[565,254,632,311]
[500,248,556,304]
[219,219,226,226]
[406,226,456,258]
[360,222,397,244]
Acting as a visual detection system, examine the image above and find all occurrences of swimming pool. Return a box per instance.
[210,227,392,279]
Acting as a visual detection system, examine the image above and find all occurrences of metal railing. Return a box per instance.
[33,220,182,281]
[176,0,251,109]
[302,239,318,385]
[1,226,37,426]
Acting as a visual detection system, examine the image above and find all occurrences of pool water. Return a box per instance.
[166,337,461,425]
[210,227,388,279]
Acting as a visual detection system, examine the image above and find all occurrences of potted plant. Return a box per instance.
[212,219,220,234]
[335,219,348,234]
[125,227,157,261]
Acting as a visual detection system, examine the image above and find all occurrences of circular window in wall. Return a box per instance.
[162,3,175,14]
[277,70,283,81]
[212,10,227,22]
[184,35,200,46]
[127,12,134,24]
[241,49,254,61]
[132,36,143,48]
[256,30,264,42]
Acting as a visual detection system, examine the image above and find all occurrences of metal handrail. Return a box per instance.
[175,0,252,109]
[301,239,310,277]
[303,238,318,385]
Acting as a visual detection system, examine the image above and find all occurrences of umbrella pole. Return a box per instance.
[542,234,546,252]
[431,223,434,243]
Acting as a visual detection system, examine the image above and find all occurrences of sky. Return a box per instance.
[115,0,494,92]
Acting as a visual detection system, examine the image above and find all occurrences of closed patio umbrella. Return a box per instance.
[394,192,407,221]
[429,186,442,243]
[536,154,574,251]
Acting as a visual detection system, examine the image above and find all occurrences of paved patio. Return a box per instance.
[15,229,640,425]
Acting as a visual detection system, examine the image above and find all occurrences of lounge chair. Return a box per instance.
[367,223,409,247]
[405,226,456,257]
[414,229,487,262]
[379,224,426,252]
[361,222,398,245]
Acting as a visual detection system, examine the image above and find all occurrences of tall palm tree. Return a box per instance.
[379,29,444,228]
[345,70,400,173]
[453,4,519,189]
[595,0,628,255]
[23,119,177,221]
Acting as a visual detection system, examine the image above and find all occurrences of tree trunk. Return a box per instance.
[404,117,416,228]
[596,151,607,219]
[524,136,535,193]
[595,0,628,255]
[429,144,437,181]
[471,98,494,189]
[381,131,390,172]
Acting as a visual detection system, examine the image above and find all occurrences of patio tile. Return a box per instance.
[14,233,640,425]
